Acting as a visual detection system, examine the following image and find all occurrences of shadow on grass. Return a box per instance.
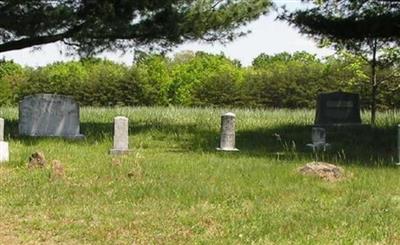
[4,118,399,166]
[88,120,398,165]
[236,125,398,166]
[4,119,114,146]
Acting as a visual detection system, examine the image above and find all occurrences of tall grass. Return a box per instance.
[0,107,399,244]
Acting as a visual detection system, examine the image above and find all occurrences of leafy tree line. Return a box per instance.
[0,50,399,109]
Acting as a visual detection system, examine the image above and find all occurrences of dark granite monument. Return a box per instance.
[314,92,362,125]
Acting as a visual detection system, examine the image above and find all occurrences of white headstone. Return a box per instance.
[0,118,4,141]
[19,94,84,138]
[0,142,9,163]
[312,127,326,145]
[307,127,330,151]
[217,112,239,151]
[0,118,8,163]
[110,116,130,155]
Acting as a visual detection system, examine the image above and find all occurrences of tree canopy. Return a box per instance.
[281,0,400,44]
[0,0,271,55]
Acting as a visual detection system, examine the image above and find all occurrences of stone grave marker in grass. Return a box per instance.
[19,94,84,139]
[306,127,331,152]
[110,116,131,155]
[0,118,9,163]
[397,125,400,166]
[314,91,362,126]
[217,112,239,152]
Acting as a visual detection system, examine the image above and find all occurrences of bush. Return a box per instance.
[17,59,133,106]
[245,52,335,108]
[169,52,244,106]
[191,71,244,107]
[1,50,399,109]
[0,60,28,105]
[133,54,172,106]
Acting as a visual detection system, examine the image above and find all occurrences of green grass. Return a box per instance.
[1,107,400,244]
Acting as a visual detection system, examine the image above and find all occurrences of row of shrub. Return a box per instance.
[0,51,399,109]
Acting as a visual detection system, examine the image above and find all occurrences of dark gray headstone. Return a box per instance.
[397,125,400,165]
[19,94,84,138]
[315,92,362,125]
[0,118,3,141]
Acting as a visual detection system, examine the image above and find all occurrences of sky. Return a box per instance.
[0,1,335,67]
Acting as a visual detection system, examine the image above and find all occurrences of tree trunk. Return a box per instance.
[370,39,378,127]
[371,82,377,126]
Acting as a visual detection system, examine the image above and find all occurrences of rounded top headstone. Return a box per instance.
[222,112,236,117]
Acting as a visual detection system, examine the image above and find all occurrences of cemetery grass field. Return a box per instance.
[1,107,400,244]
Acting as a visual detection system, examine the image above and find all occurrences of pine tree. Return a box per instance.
[0,0,271,55]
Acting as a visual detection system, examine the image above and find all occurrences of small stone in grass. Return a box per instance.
[28,152,46,169]
[298,162,345,182]
[112,158,122,166]
[51,160,65,179]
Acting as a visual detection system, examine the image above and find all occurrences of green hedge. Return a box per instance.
[0,51,399,109]
[15,58,162,106]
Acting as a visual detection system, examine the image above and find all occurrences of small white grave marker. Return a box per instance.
[0,142,9,163]
[307,127,330,151]
[217,112,239,151]
[110,116,130,155]
[0,118,9,163]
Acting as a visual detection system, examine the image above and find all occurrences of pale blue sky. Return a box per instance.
[0,1,334,67]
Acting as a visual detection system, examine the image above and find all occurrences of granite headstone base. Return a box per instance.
[109,149,132,155]
[313,123,370,130]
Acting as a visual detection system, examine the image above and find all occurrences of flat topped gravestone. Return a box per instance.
[19,94,84,138]
[314,92,362,126]
[110,116,131,155]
